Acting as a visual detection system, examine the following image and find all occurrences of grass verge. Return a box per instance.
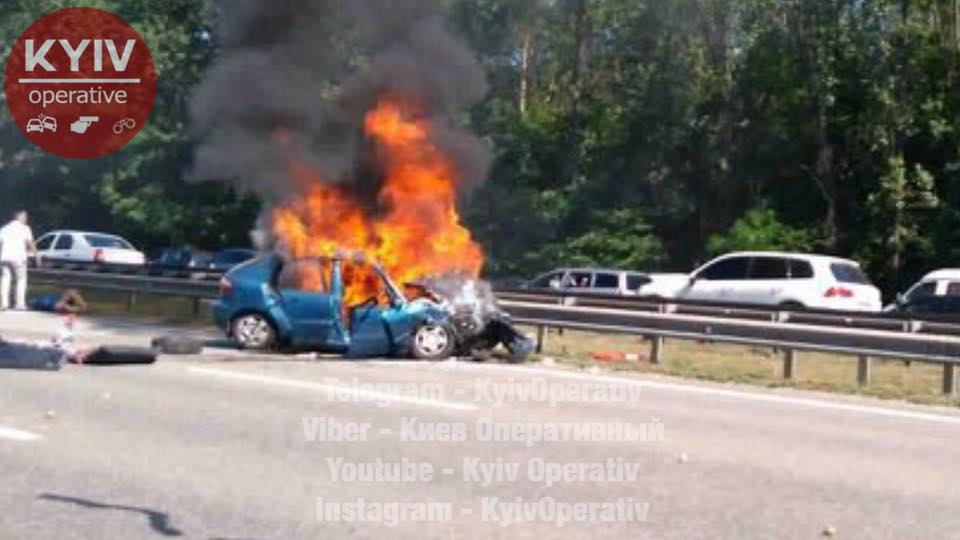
[527,327,960,408]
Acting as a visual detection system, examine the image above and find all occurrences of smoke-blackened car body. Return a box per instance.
[212,254,533,361]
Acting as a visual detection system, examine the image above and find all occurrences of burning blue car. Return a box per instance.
[212,254,533,361]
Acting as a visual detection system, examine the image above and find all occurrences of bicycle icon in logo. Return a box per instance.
[113,118,136,135]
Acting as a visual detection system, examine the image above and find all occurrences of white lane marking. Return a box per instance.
[189,366,477,412]
[426,362,960,426]
[0,425,41,442]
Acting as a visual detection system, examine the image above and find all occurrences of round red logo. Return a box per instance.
[3,7,157,160]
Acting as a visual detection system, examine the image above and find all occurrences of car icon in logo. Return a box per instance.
[26,114,57,134]
[41,115,57,132]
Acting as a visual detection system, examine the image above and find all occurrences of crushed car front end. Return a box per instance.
[405,278,535,362]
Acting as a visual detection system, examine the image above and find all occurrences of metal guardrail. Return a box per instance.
[31,268,220,298]
[500,299,960,396]
[30,267,221,314]
[33,259,225,280]
[495,289,960,336]
[24,267,960,395]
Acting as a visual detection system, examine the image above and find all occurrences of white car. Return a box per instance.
[36,230,146,265]
[888,269,960,311]
[678,252,882,312]
[527,268,689,298]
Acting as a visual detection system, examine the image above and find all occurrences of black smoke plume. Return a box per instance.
[188,0,490,205]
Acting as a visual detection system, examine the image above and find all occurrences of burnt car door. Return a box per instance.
[275,259,347,348]
[346,264,415,358]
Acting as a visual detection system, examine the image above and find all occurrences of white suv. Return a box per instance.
[678,252,882,312]
[36,230,146,266]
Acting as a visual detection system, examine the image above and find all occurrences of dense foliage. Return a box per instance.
[3,0,960,295]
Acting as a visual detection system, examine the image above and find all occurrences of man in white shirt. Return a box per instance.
[0,211,37,310]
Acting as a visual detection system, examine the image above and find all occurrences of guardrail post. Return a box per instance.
[192,297,202,318]
[126,292,138,312]
[535,326,546,354]
[649,336,664,365]
[782,349,796,380]
[857,356,871,387]
[943,364,957,397]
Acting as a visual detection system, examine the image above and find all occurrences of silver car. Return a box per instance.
[527,268,688,298]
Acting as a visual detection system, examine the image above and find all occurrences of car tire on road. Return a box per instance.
[151,336,203,355]
[231,313,276,351]
[82,346,157,365]
[411,323,456,361]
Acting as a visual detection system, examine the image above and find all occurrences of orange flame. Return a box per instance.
[271,97,484,305]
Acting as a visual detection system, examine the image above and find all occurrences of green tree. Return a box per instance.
[707,207,816,256]
[864,155,940,289]
[533,208,665,270]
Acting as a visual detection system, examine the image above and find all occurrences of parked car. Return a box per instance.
[678,251,882,312]
[36,230,145,265]
[208,249,257,272]
[886,269,960,320]
[213,254,534,360]
[148,247,214,272]
[526,268,689,298]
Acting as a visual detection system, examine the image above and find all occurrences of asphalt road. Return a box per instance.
[1,312,959,539]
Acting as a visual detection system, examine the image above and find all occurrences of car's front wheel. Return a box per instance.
[231,313,276,351]
[411,324,456,361]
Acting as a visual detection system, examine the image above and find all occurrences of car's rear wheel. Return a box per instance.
[231,313,276,351]
[411,324,456,361]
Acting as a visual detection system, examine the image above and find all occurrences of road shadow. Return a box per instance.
[38,493,184,537]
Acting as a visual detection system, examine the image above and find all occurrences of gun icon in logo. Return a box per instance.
[70,116,100,134]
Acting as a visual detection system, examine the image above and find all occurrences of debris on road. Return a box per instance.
[151,335,203,355]
[591,351,627,362]
[80,346,157,366]
[591,350,647,363]
[0,340,64,371]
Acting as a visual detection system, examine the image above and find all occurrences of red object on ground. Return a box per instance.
[591,351,627,362]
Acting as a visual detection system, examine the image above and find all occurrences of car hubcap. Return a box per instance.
[237,316,270,347]
[415,325,449,356]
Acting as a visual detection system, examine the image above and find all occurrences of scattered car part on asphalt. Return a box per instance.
[0,341,63,370]
[151,336,203,355]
